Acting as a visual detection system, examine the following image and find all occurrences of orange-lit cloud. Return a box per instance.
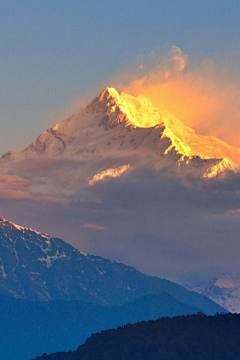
[0,189,67,203]
[227,209,240,216]
[0,174,30,189]
[82,223,108,230]
[0,174,67,204]
[110,46,240,148]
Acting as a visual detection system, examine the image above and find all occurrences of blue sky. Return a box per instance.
[1,0,240,154]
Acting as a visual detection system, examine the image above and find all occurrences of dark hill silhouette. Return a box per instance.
[35,313,240,360]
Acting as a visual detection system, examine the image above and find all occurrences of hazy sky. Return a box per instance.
[1,0,240,155]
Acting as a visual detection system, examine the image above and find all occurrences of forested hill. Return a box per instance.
[35,313,240,360]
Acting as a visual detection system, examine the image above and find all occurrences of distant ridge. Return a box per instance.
[183,272,240,313]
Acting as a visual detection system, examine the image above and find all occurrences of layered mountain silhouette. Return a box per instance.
[0,216,225,311]
[0,293,200,360]
[0,216,227,359]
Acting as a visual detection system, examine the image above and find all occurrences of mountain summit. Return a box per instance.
[3,87,239,162]
[1,87,239,194]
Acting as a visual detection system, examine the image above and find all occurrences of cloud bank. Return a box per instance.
[0,165,239,282]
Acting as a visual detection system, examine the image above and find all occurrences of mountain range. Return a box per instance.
[0,216,225,310]
[0,216,226,359]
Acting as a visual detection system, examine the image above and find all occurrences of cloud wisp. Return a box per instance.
[0,173,67,204]
[82,223,108,231]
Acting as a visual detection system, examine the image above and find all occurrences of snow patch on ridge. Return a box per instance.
[38,250,68,268]
[203,158,236,179]
[89,164,130,186]
[161,127,192,157]
[0,265,7,279]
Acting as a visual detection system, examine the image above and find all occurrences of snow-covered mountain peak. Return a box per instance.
[2,87,240,162]
[113,92,162,128]
[53,88,240,163]
[0,87,239,190]
[99,87,120,101]
[86,86,162,129]
[86,87,120,116]
[180,272,240,313]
